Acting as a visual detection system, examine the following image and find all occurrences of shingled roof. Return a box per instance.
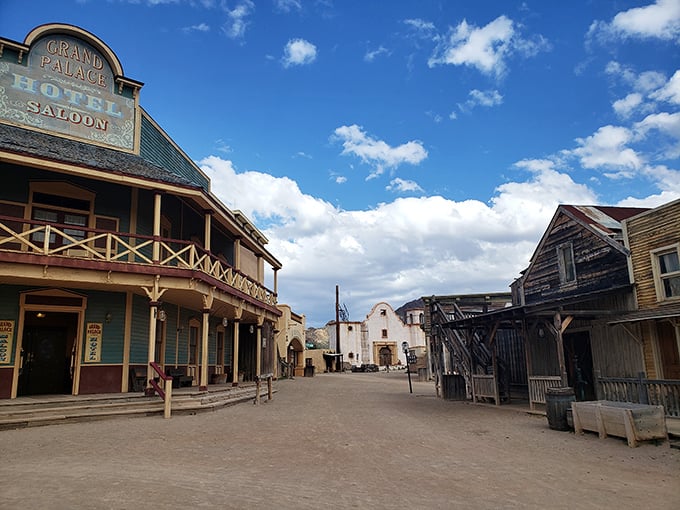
[0,122,196,189]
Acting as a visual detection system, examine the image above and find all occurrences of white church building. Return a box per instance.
[327,301,426,368]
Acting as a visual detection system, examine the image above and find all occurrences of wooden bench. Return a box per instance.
[166,368,193,388]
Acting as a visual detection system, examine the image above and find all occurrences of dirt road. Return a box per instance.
[0,372,677,509]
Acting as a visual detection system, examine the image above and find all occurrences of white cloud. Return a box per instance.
[364,45,390,62]
[199,155,603,326]
[458,89,503,113]
[182,23,210,33]
[222,0,255,40]
[613,93,643,117]
[274,0,301,12]
[386,178,424,193]
[568,125,644,177]
[403,18,436,37]
[332,125,428,179]
[589,0,680,43]
[282,38,318,67]
[427,15,549,77]
[651,70,680,104]
[636,111,680,158]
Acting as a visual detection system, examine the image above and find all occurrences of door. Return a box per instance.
[563,331,595,401]
[379,346,392,368]
[18,312,77,396]
[658,321,680,379]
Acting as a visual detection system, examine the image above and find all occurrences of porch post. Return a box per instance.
[234,237,241,271]
[152,192,162,263]
[200,307,210,390]
[273,268,278,295]
[554,312,568,387]
[522,319,534,410]
[255,321,262,377]
[203,211,212,252]
[146,301,158,395]
[231,319,240,386]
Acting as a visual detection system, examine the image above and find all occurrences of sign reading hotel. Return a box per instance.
[0,30,136,151]
[0,320,15,364]
[85,322,103,363]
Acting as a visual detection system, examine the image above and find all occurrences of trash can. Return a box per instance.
[304,365,315,377]
[545,387,575,431]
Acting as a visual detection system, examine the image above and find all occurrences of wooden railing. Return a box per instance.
[528,375,562,410]
[148,362,173,419]
[0,215,276,307]
[597,373,680,418]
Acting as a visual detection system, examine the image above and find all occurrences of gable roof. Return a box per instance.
[522,204,650,279]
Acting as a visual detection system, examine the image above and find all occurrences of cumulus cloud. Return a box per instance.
[428,15,549,77]
[568,125,644,177]
[386,178,424,193]
[282,38,318,67]
[222,0,255,40]
[199,154,605,326]
[651,70,680,104]
[589,0,680,42]
[332,125,428,179]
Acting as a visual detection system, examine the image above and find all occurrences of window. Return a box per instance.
[381,329,388,338]
[652,245,680,300]
[380,309,386,316]
[30,187,91,249]
[557,243,576,284]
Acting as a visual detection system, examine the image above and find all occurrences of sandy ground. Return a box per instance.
[0,372,678,509]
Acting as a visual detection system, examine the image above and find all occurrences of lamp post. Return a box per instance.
[402,341,413,394]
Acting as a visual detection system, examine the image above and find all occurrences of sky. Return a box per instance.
[2,0,680,327]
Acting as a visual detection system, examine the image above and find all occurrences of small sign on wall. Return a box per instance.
[85,322,102,363]
[0,320,15,364]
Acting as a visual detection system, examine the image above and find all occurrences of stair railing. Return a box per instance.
[148,362,173,419]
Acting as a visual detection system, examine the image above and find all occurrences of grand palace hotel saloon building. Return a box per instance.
[0,24,283,399]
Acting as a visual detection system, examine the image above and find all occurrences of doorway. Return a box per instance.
[563,331,595,401]
[379,346,392,368]
[18,311,78,396]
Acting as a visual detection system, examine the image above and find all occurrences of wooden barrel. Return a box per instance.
[545,387,575,431]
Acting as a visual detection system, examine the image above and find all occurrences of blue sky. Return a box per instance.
[2,0,680,327]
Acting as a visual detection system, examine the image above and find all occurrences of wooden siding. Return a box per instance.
[626,200,680,309]
[524,213,630,304]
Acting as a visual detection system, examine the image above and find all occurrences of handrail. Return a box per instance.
[149,361,173,419]
[0,215,277,307]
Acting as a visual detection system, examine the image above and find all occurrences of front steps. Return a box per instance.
[0,383,268,430]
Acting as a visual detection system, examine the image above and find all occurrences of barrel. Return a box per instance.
[545,387,575,431]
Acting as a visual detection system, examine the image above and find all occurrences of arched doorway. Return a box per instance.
[288,337,304,377]
[379,346,392,368]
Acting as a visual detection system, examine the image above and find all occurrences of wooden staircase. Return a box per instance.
[0,384,263,430]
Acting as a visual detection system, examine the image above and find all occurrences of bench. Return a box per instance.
[129,367,147,392]
[166,368,193,388]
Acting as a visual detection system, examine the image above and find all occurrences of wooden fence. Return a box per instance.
[528,375,562,410]
[597,373,680,418]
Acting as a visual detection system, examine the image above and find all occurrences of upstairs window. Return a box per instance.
[557,243,576,284]
[381,329,388,338]
[652,245,680,301]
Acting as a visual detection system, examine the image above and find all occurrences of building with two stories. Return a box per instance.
[0,24,282,399]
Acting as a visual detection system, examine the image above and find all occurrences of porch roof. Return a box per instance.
[0,122,195,188]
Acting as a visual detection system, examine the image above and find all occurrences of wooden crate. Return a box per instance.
[571,400,667,447]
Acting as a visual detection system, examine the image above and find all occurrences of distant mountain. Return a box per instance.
[394,298,424,322]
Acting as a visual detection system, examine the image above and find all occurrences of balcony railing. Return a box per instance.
[0,215,276,307]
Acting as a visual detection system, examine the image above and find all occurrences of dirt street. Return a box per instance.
[0,372,678,509]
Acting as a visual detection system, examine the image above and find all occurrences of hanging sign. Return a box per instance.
[0,320,14,364]
[85,322,102,363]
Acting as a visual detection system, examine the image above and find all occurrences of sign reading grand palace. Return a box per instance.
[0,25,138,151]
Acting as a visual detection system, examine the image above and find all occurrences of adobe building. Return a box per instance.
[0,24,282,399]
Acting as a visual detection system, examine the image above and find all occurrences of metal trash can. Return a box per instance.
[545,387,575,431]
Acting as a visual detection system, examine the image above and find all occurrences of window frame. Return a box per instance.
[557,242,577,285]
[651,243,680,302]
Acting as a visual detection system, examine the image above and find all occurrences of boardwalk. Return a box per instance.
[0,372,678,509]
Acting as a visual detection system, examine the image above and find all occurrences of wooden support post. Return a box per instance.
[254,377,261,405]
[267,376,273,401]
[164,379,172,419]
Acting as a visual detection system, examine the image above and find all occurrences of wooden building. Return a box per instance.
[0,24,282,400]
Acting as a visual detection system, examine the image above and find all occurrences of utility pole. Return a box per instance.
[335,285,341,372]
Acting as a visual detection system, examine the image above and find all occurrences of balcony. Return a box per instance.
[0,215,276,307]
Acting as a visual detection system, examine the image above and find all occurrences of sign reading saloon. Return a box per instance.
[0,33,135,151]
